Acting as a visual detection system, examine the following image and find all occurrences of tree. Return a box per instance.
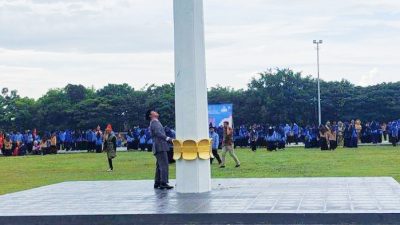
[2,69,400,131]
[36,89,72,131]
[65,84,87,103]
[0,88,20,130]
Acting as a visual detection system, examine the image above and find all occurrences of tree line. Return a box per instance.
[1,68,400,132]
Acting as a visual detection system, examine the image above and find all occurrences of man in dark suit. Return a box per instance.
[146,110,174,190]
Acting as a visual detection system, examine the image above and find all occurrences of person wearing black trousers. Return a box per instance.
[147,110,174,190]
[328,127,337,150]
[249,126,258,152]
[319,125,329,151]
[103,124,116,172]
[209,127,222,165]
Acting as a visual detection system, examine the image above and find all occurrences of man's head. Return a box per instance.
[223,121,229,128]
[209,127,215,133]
[146,110,159,121]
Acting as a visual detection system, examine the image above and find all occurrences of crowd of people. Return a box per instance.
[233,119,400,151]
[0,126,176,157]
[1,119,399,158]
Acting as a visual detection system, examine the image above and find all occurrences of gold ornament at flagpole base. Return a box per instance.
[173,139,214,160]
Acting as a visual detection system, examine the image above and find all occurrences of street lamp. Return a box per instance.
[313,40,323,125]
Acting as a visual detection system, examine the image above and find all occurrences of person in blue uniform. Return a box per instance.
[131,127,139,150]
[95,130,103,153]
[370,121,379,144]
[265,127,277,151]
[126,130,134,150]
[90,129,97,152]
[350,123,358,148]
[26,131,34,153]
[276,126,286,150]
[304,126,312,149]
[210,126,222,165]
[390,121,399,147]
[311,125,319,148]
[138,130,145,151]
[293,123,299,145]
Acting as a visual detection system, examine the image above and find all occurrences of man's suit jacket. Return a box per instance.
[149,119,169,155]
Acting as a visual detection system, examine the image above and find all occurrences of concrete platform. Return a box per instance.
[1,177,400,224]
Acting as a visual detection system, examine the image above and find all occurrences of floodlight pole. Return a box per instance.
[313,40,323,125]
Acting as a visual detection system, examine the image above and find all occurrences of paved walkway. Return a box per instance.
[1,177,399,215]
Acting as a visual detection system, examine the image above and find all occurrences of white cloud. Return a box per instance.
[0,48,174,97]
[360,67,380,86]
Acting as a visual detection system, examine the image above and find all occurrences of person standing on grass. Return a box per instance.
[319,125,329,151]
[277,126,286,150]
[50,133,57,154]
[304,126,313,149]
[3,136,12,156]
[139,130,147,151]
[284,124,291,145]
[95,131,103,153]
[293,123,299,145]
[355,119,362,143]
[249,125,258,152]
[328,127,337,150]
[0,132,4,154]
[390,121,399,147]
[103,124,116,172]
[26,131,33,153]
[126,130,134,150]
[343,122,351,148]
[381,122,388,142]
[350,123,359,148]
[265,126,277,151]
[209,126,222,165]
[220,121,240,168]
[147,110,174,190]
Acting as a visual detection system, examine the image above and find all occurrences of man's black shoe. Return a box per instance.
[159,183,174,190]
[235,164,241,168]
[154,183,160,189]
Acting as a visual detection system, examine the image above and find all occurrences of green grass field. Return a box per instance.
[1,146,399,195]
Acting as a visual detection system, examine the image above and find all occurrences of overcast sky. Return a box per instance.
[1,0,399,98]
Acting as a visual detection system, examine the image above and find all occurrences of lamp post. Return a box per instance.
[313,40,323,125]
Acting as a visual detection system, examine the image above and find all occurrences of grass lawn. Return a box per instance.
[0,146,399,195]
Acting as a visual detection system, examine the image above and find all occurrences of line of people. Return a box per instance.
[0,126,177,161]
[0,130,59,156]
[232,119,400,150]
[2,119,399,157]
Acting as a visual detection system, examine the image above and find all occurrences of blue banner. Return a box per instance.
[208,104,233,128]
